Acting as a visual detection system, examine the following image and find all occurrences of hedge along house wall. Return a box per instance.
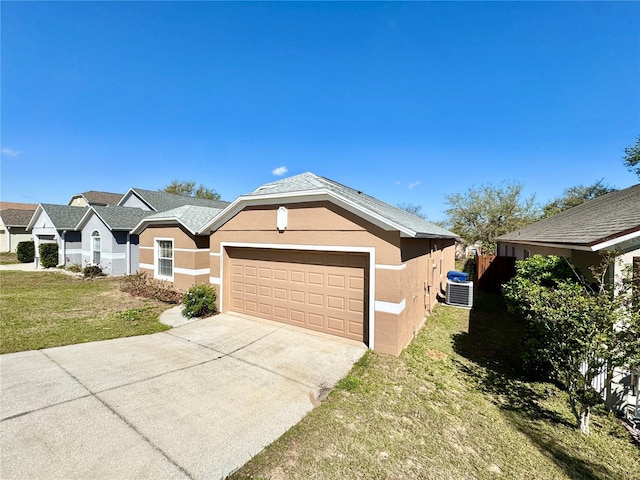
[138,224,210,291]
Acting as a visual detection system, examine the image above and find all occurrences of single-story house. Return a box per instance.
[135,172,458,356]
[133,205,226,288]
[68,190,124,207]
[26,204,87,267]
[118,187,230,212]
[0,207,36,252]
[497,183,640,426]
[75,206,152,275]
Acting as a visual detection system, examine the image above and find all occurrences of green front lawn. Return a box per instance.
[0,252,19,264]
[231,293,639,480]
[0,271,171,354]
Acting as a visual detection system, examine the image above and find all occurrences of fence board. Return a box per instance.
[476,255,517,292]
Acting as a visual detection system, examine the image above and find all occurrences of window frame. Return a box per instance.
[91,230,101,265]
[155,238,174,281]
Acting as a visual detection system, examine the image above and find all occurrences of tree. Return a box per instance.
[503,254,640,434]
[541,180,616,218]
[623,135,640,179]
[161,180,221,200]
[397,203,427,220]
[444,182,539,255]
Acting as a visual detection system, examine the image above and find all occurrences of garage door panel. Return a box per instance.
[227,249,366,342]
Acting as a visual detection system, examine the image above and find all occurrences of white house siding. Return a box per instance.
[1,226,33,253]
[31,210,62,265]
[80,215,133,276]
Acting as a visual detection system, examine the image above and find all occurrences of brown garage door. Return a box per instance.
[227,248,367,342]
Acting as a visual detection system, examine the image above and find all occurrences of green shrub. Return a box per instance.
[67,263,82,273]
[39,243,59,268]
[181,284,217,319]
[16,241,35,263]
[120,272,183,304]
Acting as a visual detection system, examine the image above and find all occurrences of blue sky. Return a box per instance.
[2,1,639,221]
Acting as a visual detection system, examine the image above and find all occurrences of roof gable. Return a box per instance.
[132,205,224,235]
[69,191,123,206]
[0,208,36,227]
[204,172,458,239]
[27,204,88,231]
[77,206,153,231]
[118,188,230,212]
[497,184,640,248]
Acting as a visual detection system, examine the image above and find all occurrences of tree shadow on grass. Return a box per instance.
[452,292,617,480]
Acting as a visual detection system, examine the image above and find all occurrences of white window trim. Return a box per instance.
[91,230,101,265]
[218,241,376,350]
[154,237,174,282]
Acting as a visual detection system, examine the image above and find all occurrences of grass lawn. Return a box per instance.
[0,271,171,354]
[0,252,19,265]
[231,293,639,480]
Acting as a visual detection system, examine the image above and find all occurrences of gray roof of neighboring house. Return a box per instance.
[81,206,153,231]
[31,204,88,231]
[137,205,224,234]
[1,208,36,227]
[497,183,640,246]
[71,191,123,206]
[244,172,458,239]
[126,188,231,212]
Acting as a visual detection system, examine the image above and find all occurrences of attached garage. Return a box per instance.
[226,247,368,342]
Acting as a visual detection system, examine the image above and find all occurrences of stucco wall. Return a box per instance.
[139,224,210,290]
[79,215,135,275]
[119,193,153,211]
[1,227,33,253]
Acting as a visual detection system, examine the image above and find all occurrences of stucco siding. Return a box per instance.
[1,227,33,253]
[119,193,153,211]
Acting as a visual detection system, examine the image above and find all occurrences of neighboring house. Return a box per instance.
[497,183,640,427]
[68,191,123,207]
[26,204,87,267]
[133,205,226,287]
[75,206,153,275]
[0,208,36,252]
[118,188,230,212]
[135,172,458,356]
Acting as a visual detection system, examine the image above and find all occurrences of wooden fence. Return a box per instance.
[475,255,517,292]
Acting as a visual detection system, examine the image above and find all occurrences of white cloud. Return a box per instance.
[1,147,21,158]
[395,180,401,185]
[408,181,421,190]
[272,166,288,176]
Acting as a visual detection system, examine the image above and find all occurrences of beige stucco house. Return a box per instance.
[135,173,458,356]
[0,203,36,252]
[68,190,123,207]
[497,183,640,428]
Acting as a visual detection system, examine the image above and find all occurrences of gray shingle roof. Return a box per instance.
[87,206,153,231]
[245,172,458,239]
[74,191,123,206]
[128,188,230,212]
[497,184,640,246]
[141,205,224,234]
[1,209,36,227]
[37,204,88,230]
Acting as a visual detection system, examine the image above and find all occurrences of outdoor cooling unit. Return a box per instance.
[446,279,474,308]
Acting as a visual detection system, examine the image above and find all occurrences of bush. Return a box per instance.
[83,264,104,279]
[67,263,82,273]
[16,241,35,263]
[181,284,217,319]
[39,243,59,268]
[120,272,183,304]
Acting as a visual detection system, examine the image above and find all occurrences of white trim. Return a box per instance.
[139,262,154,270]
[498,240,592,252]
[374,299,406,315]
[65,248,82,255]
[375,263,407,271]
[174,267,210,276]
[81,250,126,260]
[139,246,153,250]
[174,247,210,253]
[154,237,174,282]
[209,276,221,284]
[210,251,221,257]
[218,241,376,350]
[592,230,640,251]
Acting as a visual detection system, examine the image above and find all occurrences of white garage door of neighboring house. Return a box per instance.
[227,248,368,342]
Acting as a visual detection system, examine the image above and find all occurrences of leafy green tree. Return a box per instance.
[397,203,427,220]
[623,135,640,179]
[161,180,221,200]
[444,182,539,255]
[541,180,616,218]
[503,254,640,434]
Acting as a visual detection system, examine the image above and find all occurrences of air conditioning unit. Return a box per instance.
[446,279,473,308]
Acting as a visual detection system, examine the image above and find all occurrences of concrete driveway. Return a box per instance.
[0,313,366,479]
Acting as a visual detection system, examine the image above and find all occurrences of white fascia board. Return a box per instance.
[118,189,156,211]
[131,216,196,236]
[592,229,640,251]
[202,190,417,237]
[498,239,593,252]
[26,204,44,231]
